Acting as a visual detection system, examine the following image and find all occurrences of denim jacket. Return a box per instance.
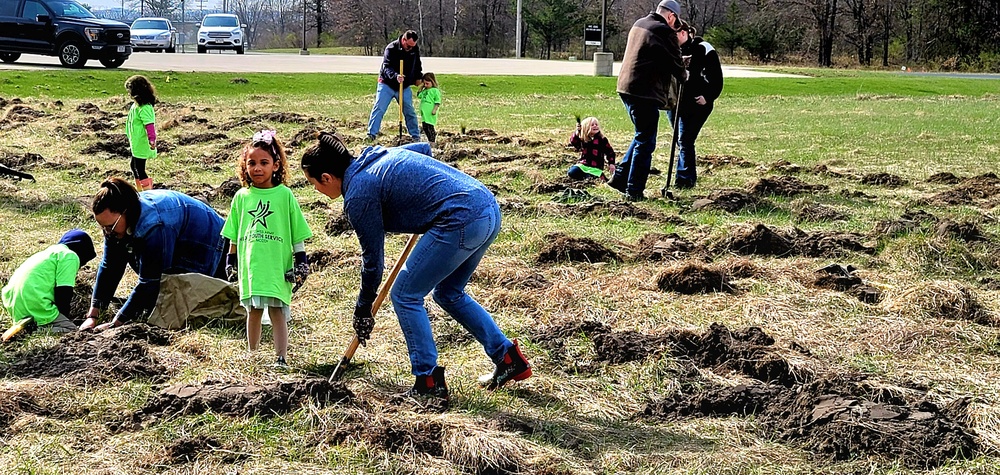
[91,190,225,323]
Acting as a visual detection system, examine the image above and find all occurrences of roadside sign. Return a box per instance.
[585,24,601,46]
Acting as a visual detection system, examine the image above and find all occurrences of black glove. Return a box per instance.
[353,302,374,346]
[225,253,238,283]
[292,251,309,285]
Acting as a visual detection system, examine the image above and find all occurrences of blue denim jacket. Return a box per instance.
[343,142,495,305]
[91,190,225,322]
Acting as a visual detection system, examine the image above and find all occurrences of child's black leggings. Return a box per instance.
[130,157,148,180]
[422,123,437,142]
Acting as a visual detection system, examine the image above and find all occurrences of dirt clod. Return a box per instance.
[934,219,987,242]
[81,133,131,157]
[811,263,883,304]
[860,173,907,187]
[137,378,353,419]
[793,203,848,223]
[927,172,961,184]
[657,262,733,294]
[873,209,939,237]
[325,212,353,236]
[161,436,222,464]
[178,132,229,144]
[536,233,618,264]
[690,189,768,213]
[635,233,696,261]
[929,173,1000,206]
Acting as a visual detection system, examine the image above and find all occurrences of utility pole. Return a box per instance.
[515,0,521,58]
[300,0,309,55]
[600,0,606,52]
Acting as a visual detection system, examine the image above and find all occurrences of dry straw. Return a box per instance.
[883,280,997,326]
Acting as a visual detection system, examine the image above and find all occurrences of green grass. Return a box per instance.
[1,70,999,474]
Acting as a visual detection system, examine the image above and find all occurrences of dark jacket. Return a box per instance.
[569,131,615,169]
[616,12,686,109]
[680,37,724,108]
[379,36,423,90]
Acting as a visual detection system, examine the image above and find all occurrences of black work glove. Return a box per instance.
[353,302,374,346]
[225,253,238,283]
[284,252,309,292]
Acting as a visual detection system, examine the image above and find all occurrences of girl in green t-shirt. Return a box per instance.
[221,131,313,367]
[124,75,158,191]
[417,72,441,148]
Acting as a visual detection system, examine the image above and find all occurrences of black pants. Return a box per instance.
[130,156,148,180]
[422,123,437,142]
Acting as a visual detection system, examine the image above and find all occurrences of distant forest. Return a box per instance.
[105,0,1000,69]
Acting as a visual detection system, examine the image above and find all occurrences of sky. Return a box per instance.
[86,0,220,12]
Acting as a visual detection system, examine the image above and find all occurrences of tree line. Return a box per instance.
[120,0,1000,69]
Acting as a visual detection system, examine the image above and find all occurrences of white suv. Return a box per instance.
[196,13,246,54]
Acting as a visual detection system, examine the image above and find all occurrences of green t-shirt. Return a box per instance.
[127,102,156,159]
[1,244,80,325]
[417,87,441,126]
[221,185,313,305]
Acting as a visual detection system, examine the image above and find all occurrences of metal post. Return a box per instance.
[515,0,522,58]
[600,0,606,52]
[300,0,309,55]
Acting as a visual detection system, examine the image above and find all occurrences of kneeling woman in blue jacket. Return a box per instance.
[301,134,531,400]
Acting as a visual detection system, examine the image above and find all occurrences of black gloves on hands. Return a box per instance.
[225,253,238,283]
[353,302,374,346]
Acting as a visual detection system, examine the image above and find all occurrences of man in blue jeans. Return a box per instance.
[366,30,423,142]
[300,133,532,402]
[610,0,688,201]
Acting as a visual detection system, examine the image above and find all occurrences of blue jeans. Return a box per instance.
[390,201,512,376]
[367,82,420,139]
[667,101,714,187]
[612,94,660,196]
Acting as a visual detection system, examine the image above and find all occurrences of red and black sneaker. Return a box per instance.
[405,366,449,401]
[479,339,532,390]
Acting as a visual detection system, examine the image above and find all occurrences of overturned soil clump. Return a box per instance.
[325,212,353,236]
[873,209,939,237]
[747,175,829,197]
[159,435,222,464]
[929,173,1000,206]
[657,262,734,294]
[793,203,848,223]
[643,377,979,468]
[0,151,47,169]
[81,133,131,157]
[536,232,619,264]
[860,173,908,187]
[3,324,171,383]
[634,233,697,261]
[541,200,677,223]
[690,189,770,213]
[810,264,882,304]
[934,219,988,242]
[927,172,961,184]
[136,378,353,420]
[721,224,876,258]
[700,154,754,171]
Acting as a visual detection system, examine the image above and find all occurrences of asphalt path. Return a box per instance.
[0,50,804,77]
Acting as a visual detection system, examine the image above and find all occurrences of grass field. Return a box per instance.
[1,68,999,474]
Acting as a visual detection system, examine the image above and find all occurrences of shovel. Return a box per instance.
[2,318,36,343]
[329,233,420,382]
[660,82,685,200]
[398,59,405,144]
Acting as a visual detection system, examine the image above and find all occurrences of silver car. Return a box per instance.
[130,17,176,53]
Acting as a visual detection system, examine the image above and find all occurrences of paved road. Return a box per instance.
[0,50,803,78]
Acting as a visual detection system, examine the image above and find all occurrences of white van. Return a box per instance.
[196,13,246,54]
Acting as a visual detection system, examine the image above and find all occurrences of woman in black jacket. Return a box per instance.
[670,21,724,189]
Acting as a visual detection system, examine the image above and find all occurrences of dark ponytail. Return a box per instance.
[92,177,141,224]
[300,131,354,180]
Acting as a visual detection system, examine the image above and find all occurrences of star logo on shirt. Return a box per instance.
[248,200,273,228]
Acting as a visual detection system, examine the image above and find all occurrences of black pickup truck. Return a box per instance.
[0,0,131,68]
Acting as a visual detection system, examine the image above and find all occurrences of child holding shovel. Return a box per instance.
[2,229,97,338]
[567,116,616,181]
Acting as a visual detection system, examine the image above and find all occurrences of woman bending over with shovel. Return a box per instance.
[300,133,531,401]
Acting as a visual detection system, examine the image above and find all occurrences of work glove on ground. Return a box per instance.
[353,302,375,346]
[225,253,238,283]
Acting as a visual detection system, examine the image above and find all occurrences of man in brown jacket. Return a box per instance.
[609,0,688,201]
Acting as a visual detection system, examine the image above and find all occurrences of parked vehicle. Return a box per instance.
[130,17,175,53]
[0,0,131,68]
[196,13,245,54]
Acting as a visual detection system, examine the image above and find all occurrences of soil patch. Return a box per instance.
[0,151,46,169]
[927,172,961,184]
[860,173,908,187]
[325,212,353,236]
[657,262,734,294]
[723,223,795,257]
[0,390,53,437]
[690,189,769,213]
[308,248,352,272]
[811,264,882,304]
[873,209,939,237]
[2,105,46,126]
[160,435,222,464]
[366,421,444,456]
[540,199,678,223]
[3,324,171,383]
[793,203,848,223]
[256,112,310,124]
[634,233,697,261]
[929,173,1000,206]
[934,219,987,242]
[498,272,552,290]
[136,378,353,420]
[721,224,876,258]
[81,133,131,157]
[700,154,754,170]
[747,175,828,197]
[536,233,619,264]
[438,147,481,163]
[178,132,229,144]
[809,164,853,179]
[211,177,242,201]
[83,116,115,131]
[767,160,802,174]
[75,102,104,114]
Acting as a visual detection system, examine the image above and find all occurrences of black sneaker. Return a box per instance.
[607,176,627,193]
[624,192,646,202]
[478,339,532,390]
[273,356,288,368]
[405,366,449,400]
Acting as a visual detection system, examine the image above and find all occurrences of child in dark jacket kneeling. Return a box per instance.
[568,117,615,182]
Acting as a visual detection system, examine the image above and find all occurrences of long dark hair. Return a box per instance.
[125,75,157,106]
[300,131,354,180]
[92,177,141,226]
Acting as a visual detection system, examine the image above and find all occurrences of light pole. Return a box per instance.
[299,0,309,55]
[515,0,521,58]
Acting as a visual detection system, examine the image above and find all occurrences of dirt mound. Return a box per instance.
[700,154,753,170]
[289,125,331,146]
[722,224,875,258]
[2,104,46,125]
[873,209,939,237]
[747,175,828,197]
[0,390,54,437]
[536,233,619,264]
[690,189,768,213]
[0,151,46,169]
[927,172,961,184]
[83,116,115,131]
[325,212,353,236]
[178,132,229,144]
[794,230,876,257]
[643,377,978,468]
[929,173,1000,206]
[160,436,222,464]
[136,378,353,420]
[811,264,882,304]
[367,421,444,456]
[934,219,987,242]
[81,133,131,157]
[256,112,310,124]
[635,233,696,261]
[767,160,802,174]
[860,173,908,187]
[530,320,675,366]
[809,164,853,179]
[792,203,848,222]
[657,262,734,294]
[530,179,580,194]
[3,324,171,382]
[76,102,104,114]
[884,280,996,326]
[211,177,242,200]
[542,200,667,221]
[498,272,552,290]
[308,248,352,272]
[438,147,481,163]
[724,223,796,256]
